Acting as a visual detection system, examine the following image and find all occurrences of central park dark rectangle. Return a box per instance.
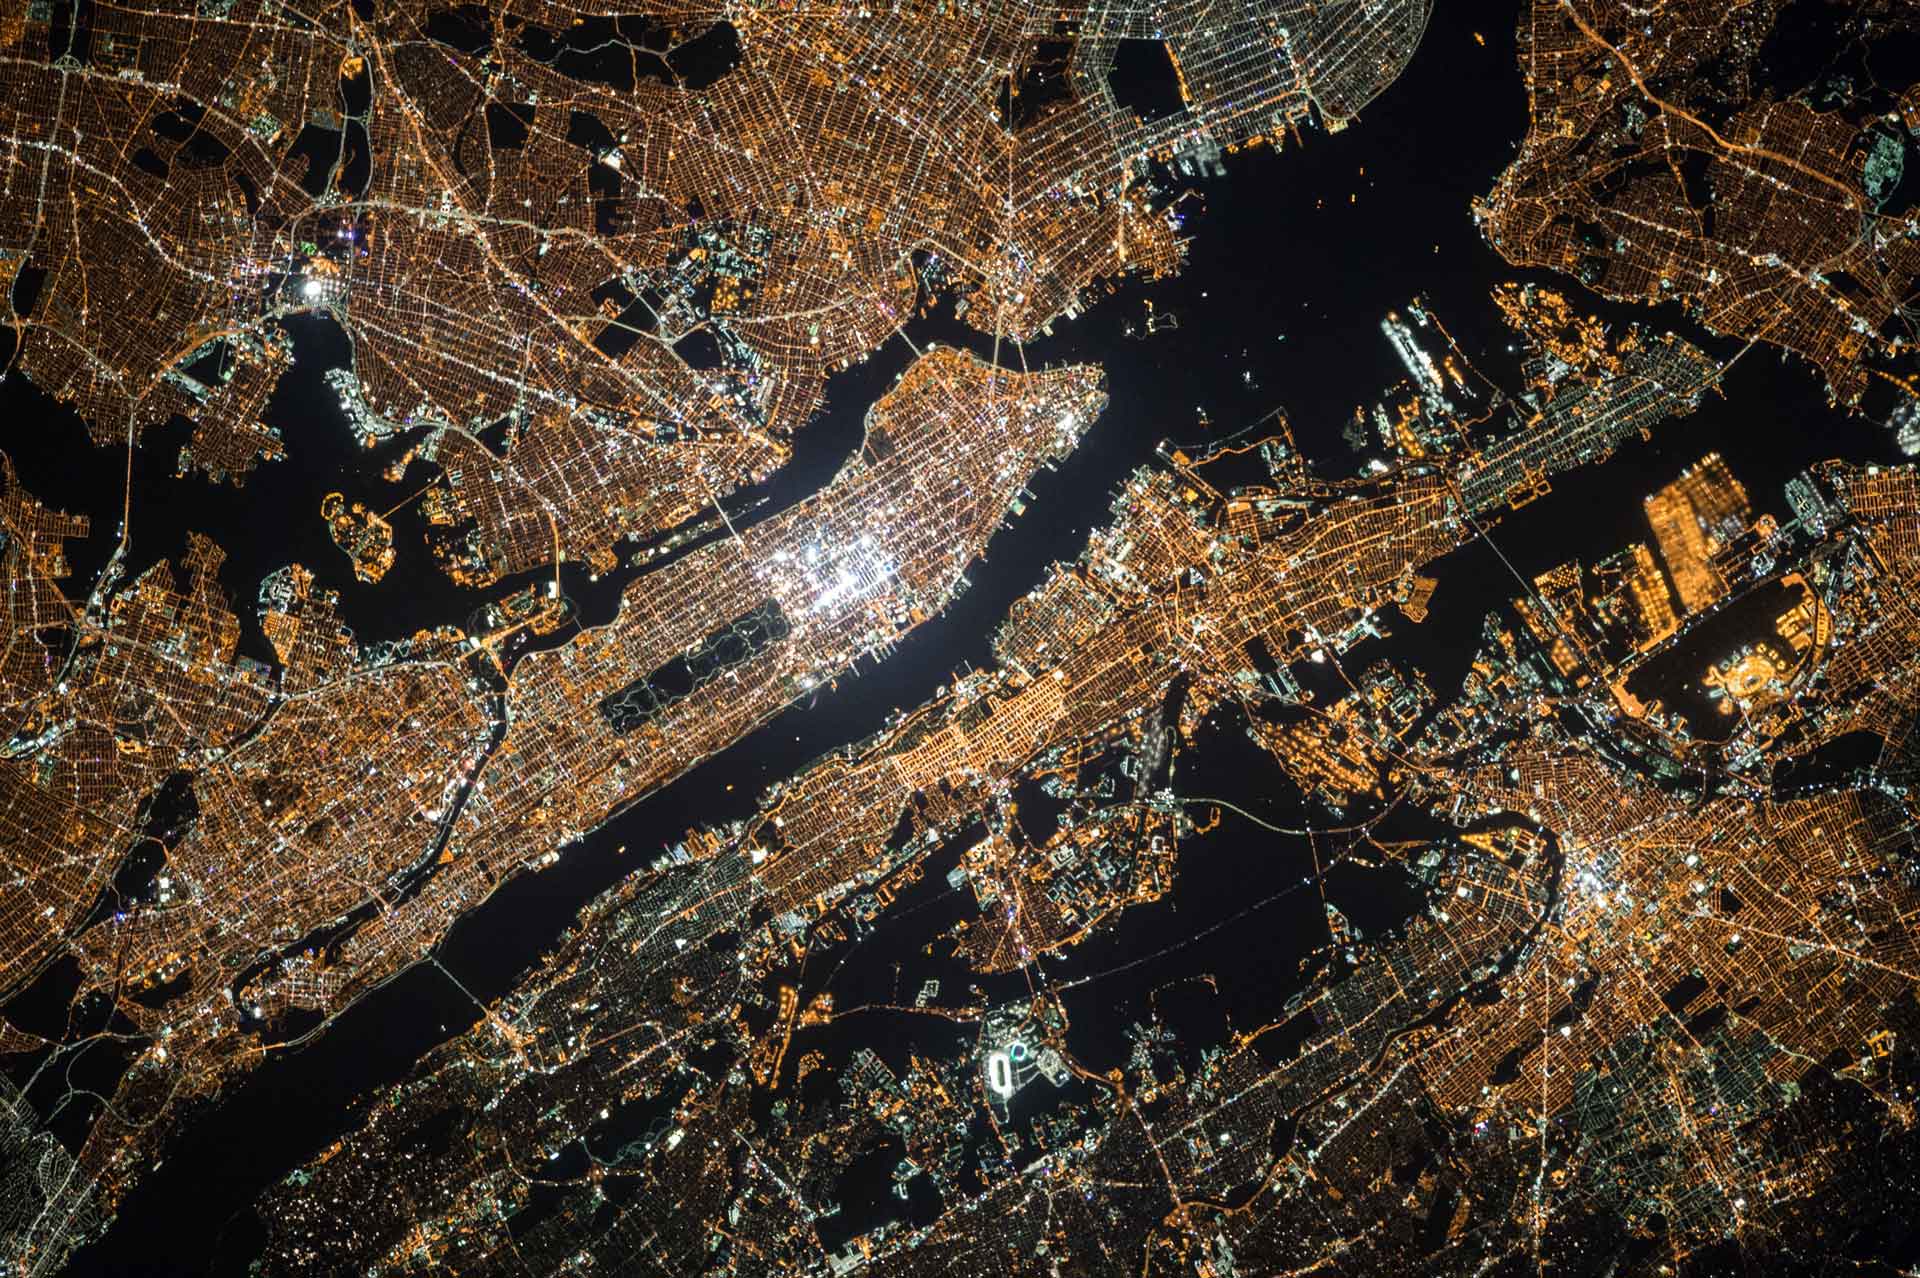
[596,600,793,733]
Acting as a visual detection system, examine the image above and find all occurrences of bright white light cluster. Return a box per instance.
[784,534,898,616]
[1381,312,1451,411]
[985,1039,1030,1099]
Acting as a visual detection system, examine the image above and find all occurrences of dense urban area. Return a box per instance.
[2,0,1918,1273]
